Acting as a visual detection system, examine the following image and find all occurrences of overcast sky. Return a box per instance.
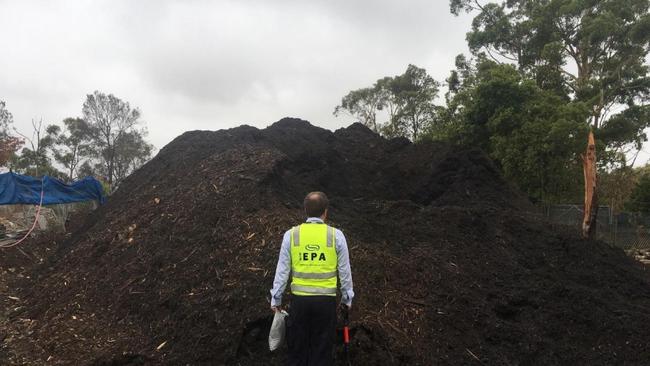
[1,0,474,151]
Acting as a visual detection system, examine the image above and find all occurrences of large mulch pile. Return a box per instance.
[1,118,650,365]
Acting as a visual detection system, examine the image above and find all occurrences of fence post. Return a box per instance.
[613,216,617,247]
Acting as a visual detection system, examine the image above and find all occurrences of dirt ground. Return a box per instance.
[1,118,650,365]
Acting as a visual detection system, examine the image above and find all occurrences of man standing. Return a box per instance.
[270,191,354,366]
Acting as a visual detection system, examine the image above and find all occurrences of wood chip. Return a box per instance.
[156,340,167,350]
[403,297,427,306]
[466,348,481,361]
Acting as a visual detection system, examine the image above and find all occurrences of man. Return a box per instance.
[270,191,354,366]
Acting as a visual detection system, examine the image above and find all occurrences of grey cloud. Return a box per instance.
[0,0,473,150]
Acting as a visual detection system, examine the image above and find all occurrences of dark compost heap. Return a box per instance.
[2,118,650,365]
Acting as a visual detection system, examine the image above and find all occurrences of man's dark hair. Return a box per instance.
[304,191,329,217]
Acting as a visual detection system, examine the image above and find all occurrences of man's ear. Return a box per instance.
[323,209,328,220]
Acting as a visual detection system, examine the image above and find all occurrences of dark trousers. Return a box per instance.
[287,295,336,366]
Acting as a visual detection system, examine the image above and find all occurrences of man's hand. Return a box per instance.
[271,305,281,313]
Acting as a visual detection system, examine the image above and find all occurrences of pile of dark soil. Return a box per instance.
[2,118,650,365]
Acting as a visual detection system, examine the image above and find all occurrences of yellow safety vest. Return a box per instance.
[290,223,338,296]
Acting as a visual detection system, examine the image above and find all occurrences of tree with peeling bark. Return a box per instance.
[436,58,590,203]
[450,0,650,167]
[583,131,597,238]
[451,0,650,238]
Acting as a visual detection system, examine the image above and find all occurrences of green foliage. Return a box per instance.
[54,111,152,188]
[597,105,650,152]
[12,119,62,177]
[111,129,153,187]
[445,0,650,203]
[53,117,93,181]
[6,92,152,189]
[451,0,650,170]
[600,165,638,212]
[333,87,383,132]
[335,65,440,140]
[489,99,590,202]
[390,65,441,141]
[438,60,589,202]
[625,170,650,213]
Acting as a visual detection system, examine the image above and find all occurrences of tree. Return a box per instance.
[597,104,650,167]
[451,0,650,168]
[53,117,93,181]
[599,165,638,213]
[82,91,142,189]
[77,160,96,179]
[390,65,441,141]
[441,60,589,202]
[426,55,479,142]
[111,130,153,187]
[375,76,401,126]
[625,170,650,213]
[335,65,440,140]
[13,119,61,176]
[334,87,383,132]
[0,100,22,167]
[77,130,152,188]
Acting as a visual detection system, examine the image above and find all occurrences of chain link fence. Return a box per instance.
[543,204,650,250]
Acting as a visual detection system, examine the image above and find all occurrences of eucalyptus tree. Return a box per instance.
[451,0,650,167]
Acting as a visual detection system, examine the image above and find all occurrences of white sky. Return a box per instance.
[3,1,647,167]
[0,0,473,152]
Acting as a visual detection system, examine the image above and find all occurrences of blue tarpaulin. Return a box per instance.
[0,172,105,205]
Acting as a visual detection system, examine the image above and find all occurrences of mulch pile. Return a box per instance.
[2,118,650,365]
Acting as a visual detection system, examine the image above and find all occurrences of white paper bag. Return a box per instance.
[268,310,289,351]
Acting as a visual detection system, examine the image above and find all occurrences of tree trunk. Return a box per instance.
[582,131,597,239]
[107,146,114,190]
